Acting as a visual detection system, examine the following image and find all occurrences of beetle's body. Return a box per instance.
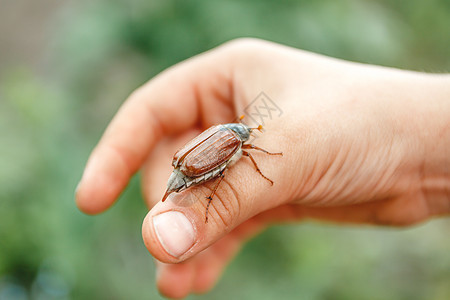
[162,124,248,201]
[162,120,282,222]
[173,125,244,177]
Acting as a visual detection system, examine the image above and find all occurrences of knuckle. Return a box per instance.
[96,143,133,176]
[216,38,265,58]
[220,37,264,51]
[127,85,147,103]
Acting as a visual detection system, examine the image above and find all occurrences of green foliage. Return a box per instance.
[1,0,449,299]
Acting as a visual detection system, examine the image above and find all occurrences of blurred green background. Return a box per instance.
[1,0,449,299]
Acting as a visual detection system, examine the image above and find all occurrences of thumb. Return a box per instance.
[141,138,287,263]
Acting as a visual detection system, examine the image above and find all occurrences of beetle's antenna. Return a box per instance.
[232,115,245,124]
[249,125,264,132]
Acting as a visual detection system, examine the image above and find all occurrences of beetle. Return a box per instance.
[162,117,282,223]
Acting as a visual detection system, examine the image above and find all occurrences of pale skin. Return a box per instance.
[75,38,450,299]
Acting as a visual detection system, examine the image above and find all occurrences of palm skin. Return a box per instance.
[76,39,450,299]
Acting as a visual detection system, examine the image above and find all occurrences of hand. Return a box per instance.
[75,38,450,298]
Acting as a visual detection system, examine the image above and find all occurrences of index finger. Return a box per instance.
[75,47,233,214]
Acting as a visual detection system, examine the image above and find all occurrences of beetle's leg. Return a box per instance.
[242,150,274,185]
[242,144,283,156]
[205,170,226,223]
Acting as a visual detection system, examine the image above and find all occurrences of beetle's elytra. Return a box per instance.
[162,118,282,223]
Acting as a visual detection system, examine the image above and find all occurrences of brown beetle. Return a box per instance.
[162,118,282,223]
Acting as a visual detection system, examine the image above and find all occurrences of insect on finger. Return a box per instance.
[161,118,282,223]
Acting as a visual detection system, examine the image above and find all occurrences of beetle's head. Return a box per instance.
[162,168,186,202]
[224,123,251,142]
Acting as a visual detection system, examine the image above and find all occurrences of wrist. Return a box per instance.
[404,73,450,208]
[413,74,450,178]
[366,70,450,211]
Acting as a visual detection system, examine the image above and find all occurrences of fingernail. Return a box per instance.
[153,211,196,258]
